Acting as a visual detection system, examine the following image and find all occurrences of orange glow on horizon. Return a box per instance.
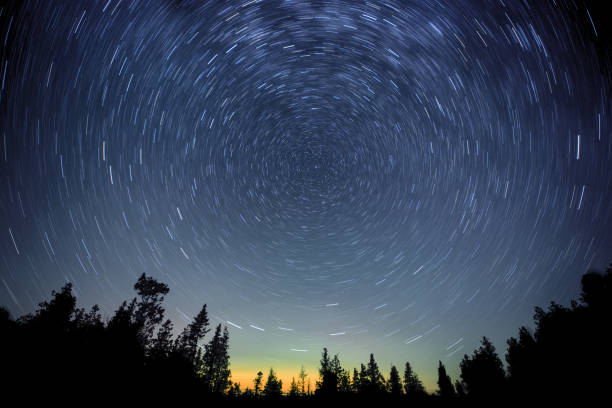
[229,366,318,393]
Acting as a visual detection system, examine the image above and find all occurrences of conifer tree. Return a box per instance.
[505,326,537,392]
[253,371,263,396]
[339,370,351,393]
[403,361,425,395]
[289,377,299,396]
[389,365,402,396]
[437,361,455,398]
[459,336,506,399]
[263,367,283,397]
[366,353,385,393]
[351,367,360,393]
[176,304,209,364]
[151,319,173,358]
[200,324,231,393]
[359,363,369,392]
[317,347,338,394]
[298,365,308,395]
[332,353,350,392]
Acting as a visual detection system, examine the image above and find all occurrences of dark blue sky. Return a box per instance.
[1,0,611,390]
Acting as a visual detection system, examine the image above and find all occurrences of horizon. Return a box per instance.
[0,266,596,393]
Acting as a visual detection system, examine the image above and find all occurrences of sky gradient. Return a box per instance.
[1,0,611,392]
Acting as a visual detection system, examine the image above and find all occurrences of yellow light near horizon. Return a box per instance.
[228,365,318,393]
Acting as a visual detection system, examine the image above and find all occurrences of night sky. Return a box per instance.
[1,0,611,391]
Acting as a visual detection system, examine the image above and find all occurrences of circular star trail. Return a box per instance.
[1,0,611,388]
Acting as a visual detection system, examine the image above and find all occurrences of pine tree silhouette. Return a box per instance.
[459,336,506,400]
[388,365,402,396]
[403,361,425,396]
[351,367,360,393]
[317,347,338,395]
[263,367,283,398]
[298,365,308,395]
[365,353,385,394]
[359,363,368,393]
[176,304,209,365]
[253,371,263,396]
[289,377,299,397]
[200,324,231,394]
[437,361,455,398]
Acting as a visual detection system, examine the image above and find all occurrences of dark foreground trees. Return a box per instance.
[450,264,612,404]
[201,324,231,393]
[437,361,456,399]
[403,361,425,396]
[0,273,231,400]
[292,264,612,404]
[388,365,402,396]
[458,337,505,400]
[502,265,612,403]
[1,264,611,404]
[263,368,283,398]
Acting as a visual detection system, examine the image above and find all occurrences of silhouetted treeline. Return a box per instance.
[1,265,611,405]
[0,273,230,401]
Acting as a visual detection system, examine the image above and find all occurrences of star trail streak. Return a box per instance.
[1,0,611,390]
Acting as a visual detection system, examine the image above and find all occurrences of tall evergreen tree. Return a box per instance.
[359,363,369,392]
[289,377,299,396]
[200,324,231,393]
[338,367,351,393]
[151,319,174,358]
[388,365,402,396]
[403,361,425,395]
[351,368,360,393]
[320,347,331,374]
[263,367,283,398]
[505,326,537,394]
[331,353,351,392]
[253,371,263,396]
[459,337,506,399]
[176,304,209,364]
[298,365,308,395]
[437,361,455,398]
[331,353,342,378]
[366,353,385,394]
[317,347,337,394]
